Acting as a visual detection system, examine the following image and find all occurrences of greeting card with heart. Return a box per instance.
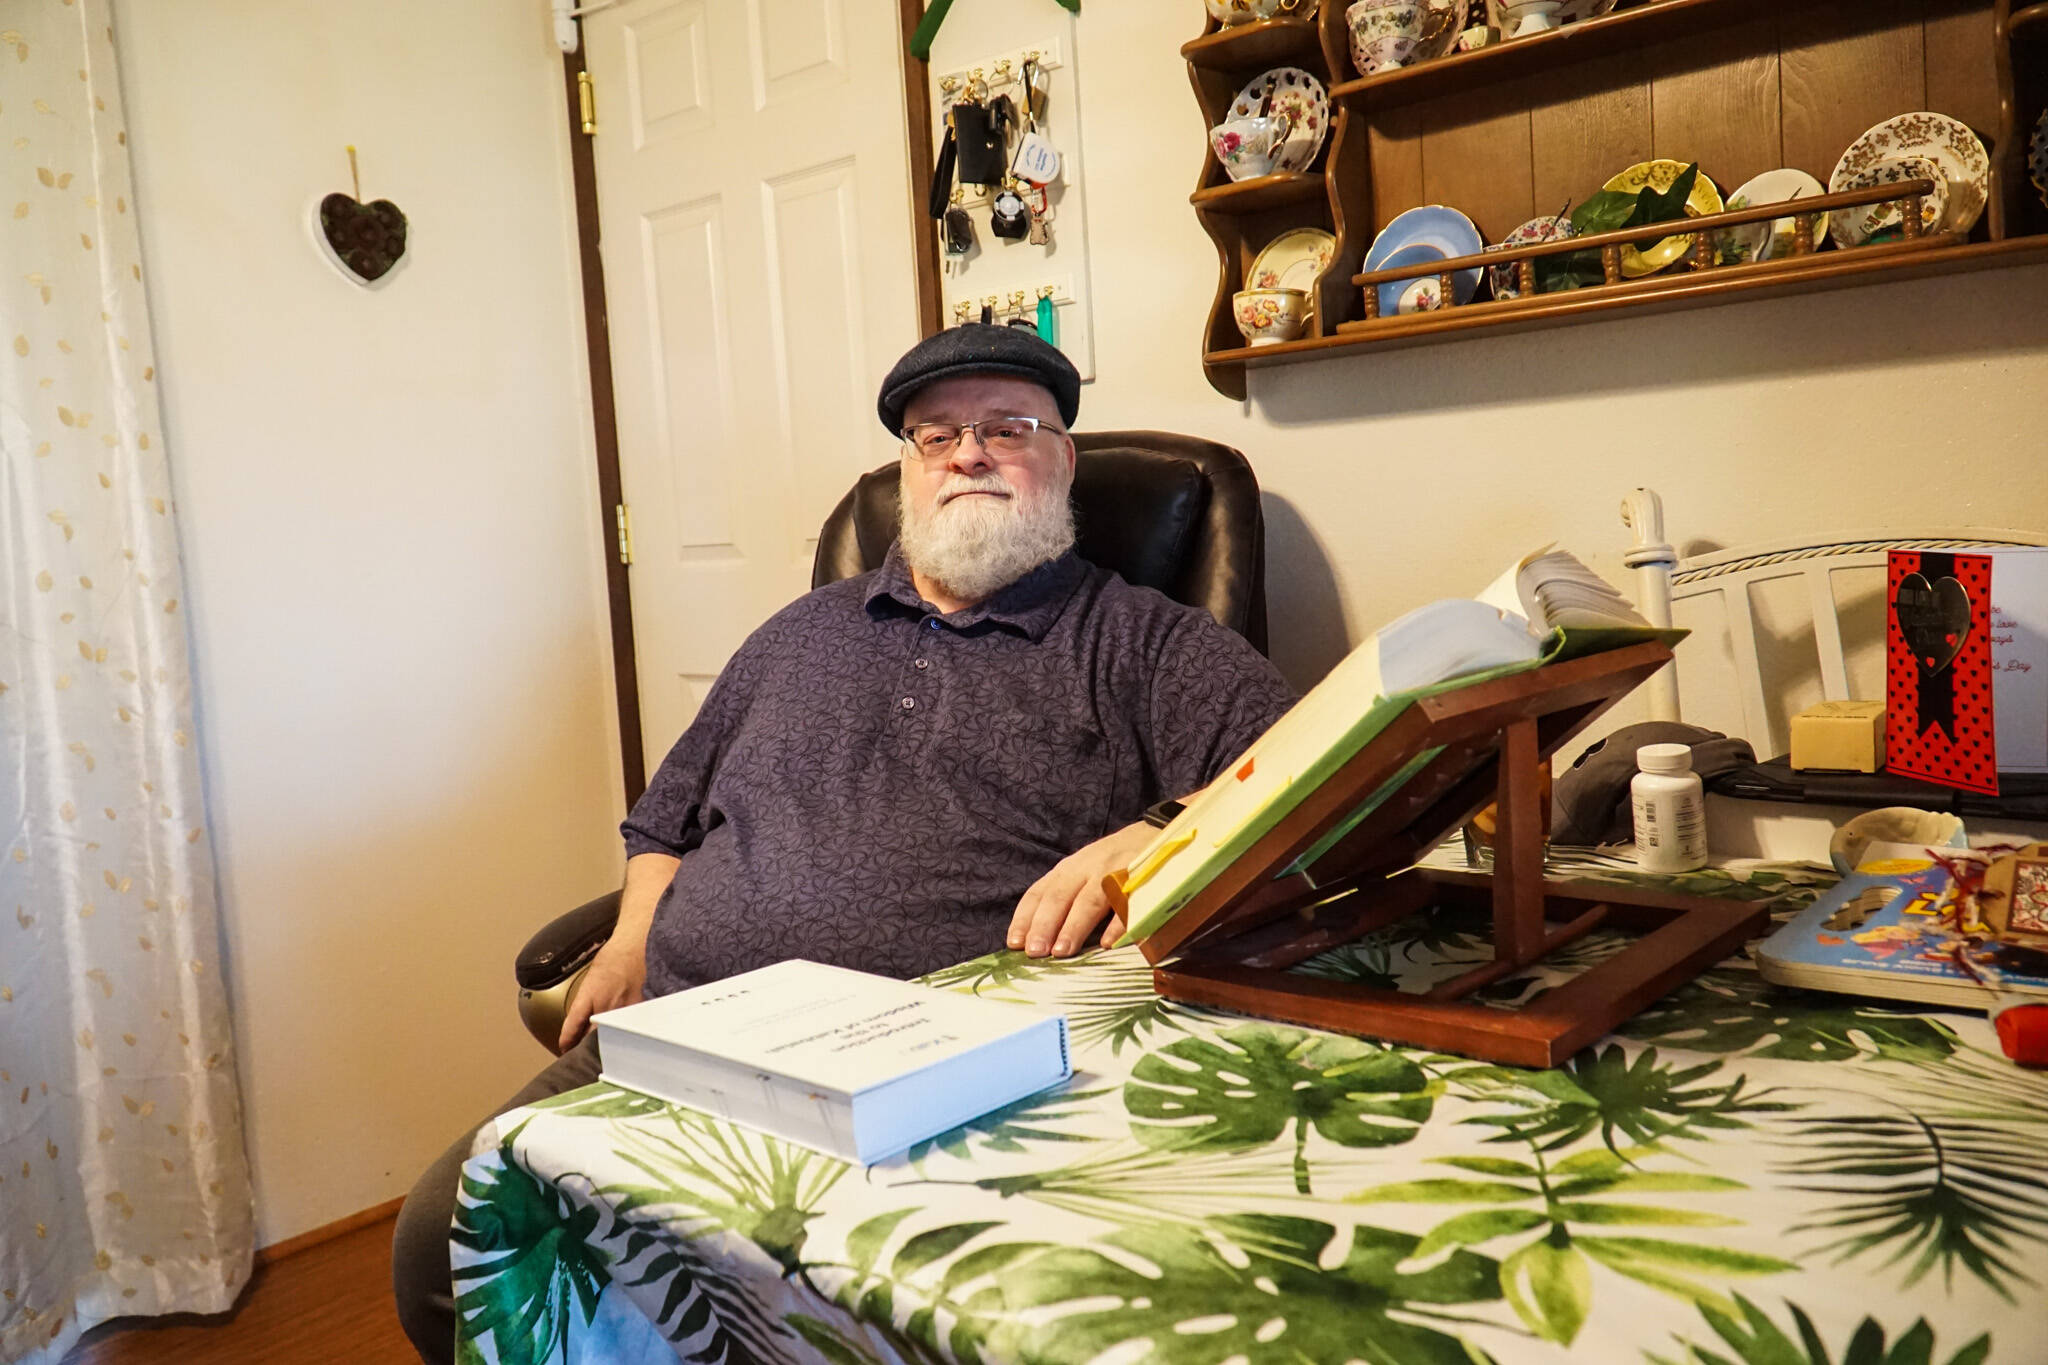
[1886,549,1998,794]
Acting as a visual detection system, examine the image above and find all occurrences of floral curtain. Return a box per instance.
[1,3,254,1361]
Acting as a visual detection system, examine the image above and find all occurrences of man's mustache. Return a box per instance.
[935,475,1014,507]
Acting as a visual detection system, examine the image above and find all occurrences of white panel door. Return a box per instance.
[584,0,919,775]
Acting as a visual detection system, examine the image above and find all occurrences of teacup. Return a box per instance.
[1346,0,1426,77]
[1210,115,1290,182]
[1233,288,1308,346]
[1206,0,1305,25]
[1500,0,1562,37]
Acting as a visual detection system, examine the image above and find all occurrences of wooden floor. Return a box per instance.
[60,1215,417,1364]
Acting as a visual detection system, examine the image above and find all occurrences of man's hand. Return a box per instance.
[557,935,646,1052]
[557,850,678,1053]
[1009,820,1158,958]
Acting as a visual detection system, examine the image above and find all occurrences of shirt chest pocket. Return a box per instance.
[936,701,1116,849]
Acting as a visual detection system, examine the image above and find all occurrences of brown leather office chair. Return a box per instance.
[514,430,1269,1050]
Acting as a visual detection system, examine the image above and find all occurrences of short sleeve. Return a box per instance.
[619,651,756,860]
[1145,614,1298,798]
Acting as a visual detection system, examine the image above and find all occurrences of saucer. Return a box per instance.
[1831,112,1988,245]
[1602,160,1722,277]
[1485,213,1576,299]
[1248,227,1337,318]
[2031,109,2048,211]
[1830,155,1948,248]
[1230,67,1330,173]
[1364,205,1483,315]
[1717,168,1827,264]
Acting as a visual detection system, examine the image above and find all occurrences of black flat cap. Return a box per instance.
[876,324,1081,434]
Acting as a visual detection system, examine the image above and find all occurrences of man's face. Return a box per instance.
[894,374,1079,607]
[898,374,1076,519]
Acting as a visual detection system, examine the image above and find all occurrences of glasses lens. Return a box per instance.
[908,424,962,457]
[980,419,1040,452]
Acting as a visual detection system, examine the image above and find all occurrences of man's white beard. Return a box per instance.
[898,465,1076,605]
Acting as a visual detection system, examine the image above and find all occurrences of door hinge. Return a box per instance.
[614,502,633,565]
[577,69,598,136]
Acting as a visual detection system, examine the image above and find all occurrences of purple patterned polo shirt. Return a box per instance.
[622,543,1297,996]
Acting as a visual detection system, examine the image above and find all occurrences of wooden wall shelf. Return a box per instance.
[1329,0,1790,109]
[1187,0,2048,398]
[1182,15,1326,70]
[1191,171,1330,213]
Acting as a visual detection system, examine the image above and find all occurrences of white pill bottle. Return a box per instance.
[1631,742,1707,873]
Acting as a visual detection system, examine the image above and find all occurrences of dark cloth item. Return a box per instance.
[1551,721,1756,846]
[875,323,1081,434]
[391,1033,604,1365]
[622,544,1297,998]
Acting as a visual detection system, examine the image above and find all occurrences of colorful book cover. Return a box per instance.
[1755,858,2048,1011]
[1885,549,1998,795]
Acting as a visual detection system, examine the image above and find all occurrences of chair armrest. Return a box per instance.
[515,890,621,991]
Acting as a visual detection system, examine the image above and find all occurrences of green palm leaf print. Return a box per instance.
[1124,1024,1433,1193]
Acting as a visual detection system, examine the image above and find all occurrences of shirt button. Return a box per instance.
[900,697,916,710]
[914,658,929,670]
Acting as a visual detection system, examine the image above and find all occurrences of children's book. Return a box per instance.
[1754,848,2048,1011]
[1116,548,1679,947]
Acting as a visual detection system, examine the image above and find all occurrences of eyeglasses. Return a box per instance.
[900,417,1062,464]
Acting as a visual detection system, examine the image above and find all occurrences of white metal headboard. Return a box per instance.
[1622,488,2047,755]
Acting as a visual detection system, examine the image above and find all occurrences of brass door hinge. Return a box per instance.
[614,502,633,565]
[578,69,598,135]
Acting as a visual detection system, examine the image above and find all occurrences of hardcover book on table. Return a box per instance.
[594,959,1071,1164]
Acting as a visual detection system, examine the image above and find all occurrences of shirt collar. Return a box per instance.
[865,541,1086,641]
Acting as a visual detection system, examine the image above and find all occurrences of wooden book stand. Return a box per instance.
[1136,642,1769,1068]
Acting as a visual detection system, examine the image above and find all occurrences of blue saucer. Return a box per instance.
[1364,206,1484,315]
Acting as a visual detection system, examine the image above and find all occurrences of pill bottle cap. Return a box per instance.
[1637,742,1694,775]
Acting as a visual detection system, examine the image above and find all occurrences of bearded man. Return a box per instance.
[391,325,1295,1364]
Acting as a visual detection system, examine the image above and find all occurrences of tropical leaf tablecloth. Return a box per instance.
[452,857,2048,1365]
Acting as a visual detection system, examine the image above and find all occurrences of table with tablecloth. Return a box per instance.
[449,855,2048,1365]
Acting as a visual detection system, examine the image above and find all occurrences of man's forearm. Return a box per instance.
[616,851,681,950]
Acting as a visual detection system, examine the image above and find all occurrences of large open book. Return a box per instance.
[1116,548,1678,947]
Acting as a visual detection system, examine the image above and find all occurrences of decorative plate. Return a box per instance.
[1484,0,1615,28]
[1363,205,1483,315]
[1417,0,1471,61]
[1230,67,1330,173]
[1485,213,1576,299]
[2032,108,2048,211]
[1830,112,1989,246]
[1248,227,1337,318]
[1830,155,1949,249]
[1602,159,1723,278]
[1716,168,1827,265]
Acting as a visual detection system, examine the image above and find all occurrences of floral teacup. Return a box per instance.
[1206,0,1306,26]
[1233,288,1308,346]
[1210,114,1291,182]
[1347,0,1426,77]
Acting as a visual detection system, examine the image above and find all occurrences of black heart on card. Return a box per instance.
[1893,571,1971,673]
[318,192,407,284]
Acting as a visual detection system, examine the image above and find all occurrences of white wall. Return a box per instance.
[114,2,625,1246]
[959,8,2048,694]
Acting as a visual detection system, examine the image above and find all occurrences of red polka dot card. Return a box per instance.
[1886,550,1998,796]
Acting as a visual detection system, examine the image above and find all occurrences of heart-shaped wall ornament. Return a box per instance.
[315,191,407,286]
[1893,571,1971,673]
